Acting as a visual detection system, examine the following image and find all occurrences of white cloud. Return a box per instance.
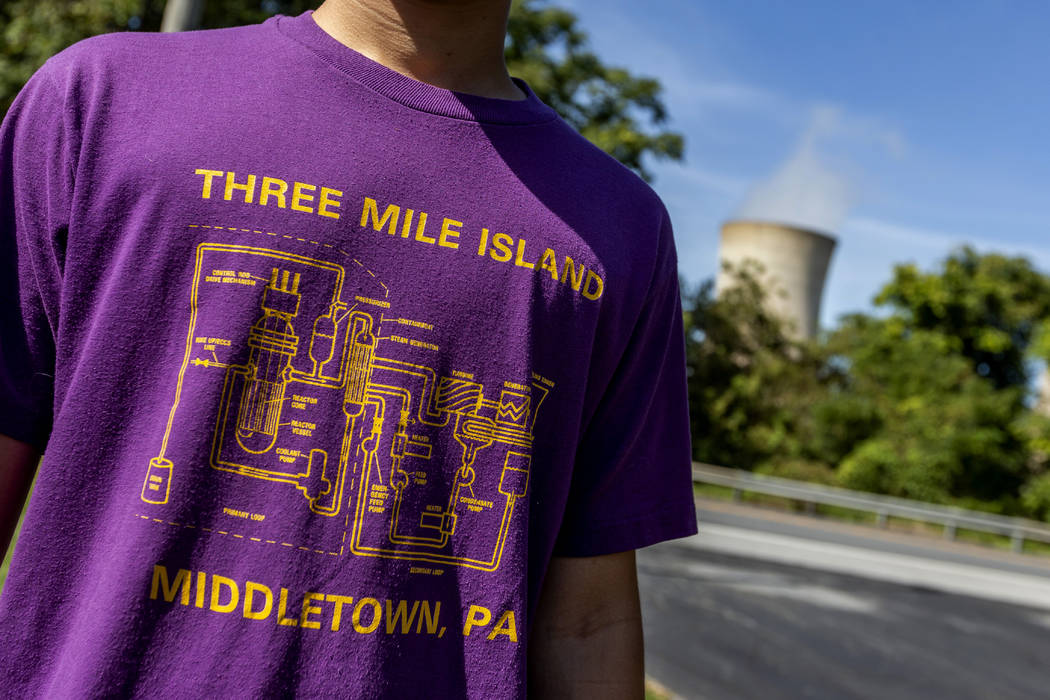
[664,75,783,114]
[847,217,1050,270]
[659,161,750,197]
[847,218,960,249]
[566,1,789,124]
[818,216,1050,325]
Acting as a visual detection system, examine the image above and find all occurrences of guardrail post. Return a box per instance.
[1011,531,1024,553]
[731,488,742,503]
[943,521,956,541]
[876,511,888,528]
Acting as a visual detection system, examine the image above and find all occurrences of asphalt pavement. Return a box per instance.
[638,500,1050,700]
[698,499,1050,581]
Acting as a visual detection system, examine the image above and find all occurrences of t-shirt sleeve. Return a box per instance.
[0,63,70,450]
[553,214,698,557]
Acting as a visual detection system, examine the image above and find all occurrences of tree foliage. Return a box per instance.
[0,0,141,115]
[684,262,833,477]
[0,0,316,115]
[1,0,683,179]
[505,0,683,180]
[875,247,1050,390]
[684,248,1050,521]
[825,315,1028,506]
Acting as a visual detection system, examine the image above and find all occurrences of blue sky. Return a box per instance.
[565,0,1050,327]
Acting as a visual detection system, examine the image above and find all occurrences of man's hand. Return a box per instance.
[528,550,644,699]
[0,434,38,559]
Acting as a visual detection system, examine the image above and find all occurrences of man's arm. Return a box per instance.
[0,434,38,559]
[528,550,644,699]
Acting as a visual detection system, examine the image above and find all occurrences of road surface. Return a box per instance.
[639,500,1050,699]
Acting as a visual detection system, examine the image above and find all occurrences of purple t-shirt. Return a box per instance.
[0,12,696,698]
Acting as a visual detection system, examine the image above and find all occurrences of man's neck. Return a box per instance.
[312,0,524,101]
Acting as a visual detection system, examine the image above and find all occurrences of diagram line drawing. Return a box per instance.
[141,241,553,572]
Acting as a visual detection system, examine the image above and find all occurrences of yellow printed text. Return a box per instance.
[194,169,344,221]
[148,564,517,642]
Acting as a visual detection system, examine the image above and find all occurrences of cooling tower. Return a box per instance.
[717,220,837,340]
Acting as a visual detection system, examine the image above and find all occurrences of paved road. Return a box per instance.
[698,500,1050,581]
[639,503,1050,699]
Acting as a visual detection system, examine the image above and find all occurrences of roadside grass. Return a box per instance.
[1,478,34,594]
[0,504,27,593]
[645,678,672,700]
[694,483,1050,558]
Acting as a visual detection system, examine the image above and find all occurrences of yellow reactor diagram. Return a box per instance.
[141,242,553,572]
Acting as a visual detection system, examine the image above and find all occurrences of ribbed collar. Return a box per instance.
[275,10,558,125]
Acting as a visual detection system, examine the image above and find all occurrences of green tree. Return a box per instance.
[685,248,1050,520]
[876,247,1050,391]
[825,315,1028,506]
[1021,472,1050,522]
[684,261,832,477]
[1,0,684,180]
[830,248,1050,509]
[0,0,317,115]
[197,0,315,32]
[0,0,141,115]
[1015,411,1050,520]
[505,0,683,180]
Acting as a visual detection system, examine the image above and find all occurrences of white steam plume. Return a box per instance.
[735,106,883,234]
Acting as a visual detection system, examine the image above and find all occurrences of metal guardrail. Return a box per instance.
[693,462,1050,553]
